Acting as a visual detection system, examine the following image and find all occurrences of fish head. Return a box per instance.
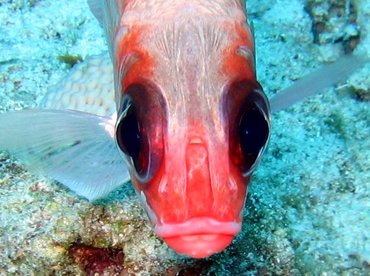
[113,9,270,258]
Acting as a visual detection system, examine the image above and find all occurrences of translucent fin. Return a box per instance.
[0,109,129,201]
[87,0,104,25]
[270,54,368,112]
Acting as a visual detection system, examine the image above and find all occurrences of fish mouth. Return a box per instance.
[163,234,234,258]
[154,217,241,258]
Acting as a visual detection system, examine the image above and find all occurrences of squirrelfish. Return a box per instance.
[0,0,365,258]
[94,0,270,258]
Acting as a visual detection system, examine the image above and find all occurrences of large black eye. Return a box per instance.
[115,83,166,181]
[223,80,270,175]
[239,103,269,169]
[116,102,141,161]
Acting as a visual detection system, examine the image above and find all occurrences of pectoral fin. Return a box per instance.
[0,109,129,200]
[270,54,368,112]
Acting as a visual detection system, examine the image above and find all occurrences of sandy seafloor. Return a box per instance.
[0,0,369,274]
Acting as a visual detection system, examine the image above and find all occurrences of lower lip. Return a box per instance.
[163,234,234,258]
[154,217,241,258]
[155,217,241,237]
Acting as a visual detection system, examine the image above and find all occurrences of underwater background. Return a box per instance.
[0,0,369,274]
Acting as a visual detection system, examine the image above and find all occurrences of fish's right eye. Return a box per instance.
[115,83,166,182]
[116,102,141,163]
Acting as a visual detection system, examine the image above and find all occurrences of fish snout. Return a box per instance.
[185,137,213,217]
[150,137,245,258]
[135,134,249,257]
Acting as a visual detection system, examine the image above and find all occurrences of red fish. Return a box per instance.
[0,0,364,259]
[94,0,270,258]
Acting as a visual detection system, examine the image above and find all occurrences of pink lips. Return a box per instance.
[154,217,241,258]
[163,234,234,258]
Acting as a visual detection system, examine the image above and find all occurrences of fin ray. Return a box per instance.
[0,109,129,200]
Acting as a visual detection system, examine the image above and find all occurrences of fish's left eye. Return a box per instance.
[238,97,270,171]
[223,80,271,176]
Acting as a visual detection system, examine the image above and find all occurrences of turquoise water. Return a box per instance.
[0,0,369,274]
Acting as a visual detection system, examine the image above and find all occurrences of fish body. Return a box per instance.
[96,0,270,258]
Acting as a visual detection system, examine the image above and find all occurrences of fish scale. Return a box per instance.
[40,53,115,116]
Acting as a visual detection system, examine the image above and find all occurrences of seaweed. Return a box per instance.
[58,54,83,68]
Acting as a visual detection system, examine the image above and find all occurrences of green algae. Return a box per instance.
[57,54,83,68]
